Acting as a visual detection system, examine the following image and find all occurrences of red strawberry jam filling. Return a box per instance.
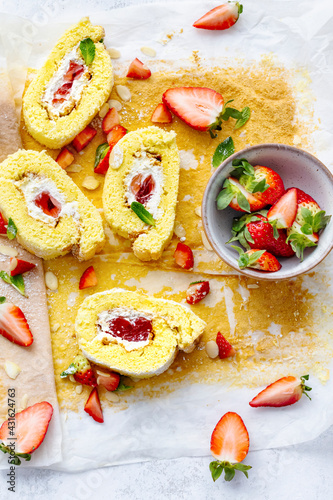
[130,174,156,205]
[106,316,153,343]
[34,192,62,218]
[52,61,85,106]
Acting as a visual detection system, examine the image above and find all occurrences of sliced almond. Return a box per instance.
[201,230,213,251]
[247,284,259,289]
[99,103,110,118]
[205,341,219,359]
[66,163,82,173]
[81,176,100,191]
[107,48,121,59]
[108,99,122,111]
[51,322,60,333]
[116,85,131,102]
[140,46,156,57]
[174,221,186,238]
[9,257,17,271]
[69,375,76,383]
[0,244,18,257]
[75,384,83,394]
[45,271,58,291]
[4,360,21,379]
[194,206,202,217]
[105,392,120,403]
[21,393,29,410]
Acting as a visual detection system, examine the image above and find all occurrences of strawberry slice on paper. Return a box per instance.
[210,411,251,482]
[193,2,243,31]
[95,368,120,392]
[102,108,120,135]
[249,375,312,407]
[0,401,53,465]
[126,58,151,79]
[151,103,173,124]
[56,147,74,169]
[174,242,194,270]
[84,387,104,423]
[72,125,97,152]
[79,266,97,290]
[107,125,127,148]
[10,258,36,276]
[186,281,210,304]
[0,297,33,346]
[216,332,235,358]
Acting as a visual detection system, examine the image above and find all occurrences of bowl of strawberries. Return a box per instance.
[202,143,333,279]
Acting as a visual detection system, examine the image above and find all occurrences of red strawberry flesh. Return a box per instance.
[216,332,235,358]
[151,103,173,123]
[84,387,104,423]
[210,411,249,463]
[249,376,305,407]
[186,281,210,304]
[193,2,242,31]
[102,108,120,134]
[126,58,151,79]
[79,266,97,290]
[10,258,36,276]
[0,301,33,346]
[267,188,297,228]
[96,369,120,392]
[56,147,74,169]
[72,125,97,152]
[174,242,194,270]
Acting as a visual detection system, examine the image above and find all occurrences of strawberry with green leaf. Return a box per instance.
[249,375,312,407]
[61,354,97,387]
[232,246,281,272]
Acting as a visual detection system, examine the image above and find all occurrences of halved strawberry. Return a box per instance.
[151,103,173,124]
[95,368,120,391]
[174,242,194,270]
[84,387,104,423]
[107,125,127,148]
[102,108,120,134]
[249,375,312,407]
[0,212,7,234]
[217,177,265,213]
[0,401,53,464]
[186,281,210,304]
[210,411,251,482]
[0,298,33,346]
[55,147,74,169]
[79,266,97,290]
[216,332,235,358]
[126,58,151,79]
[193,2,243,31]
[61,354,97,387]
[232,246,281,272]
[267,188,297,228]
[10,258,36,276]
[72,125,97,152]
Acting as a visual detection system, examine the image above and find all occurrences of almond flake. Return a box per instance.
[4,361,21,379]
[51,322,60,333]
[9,257,17,271]
[108,99,122,111]
[247,284,259,289]
[75,384,83,394]
[116,85,131,102]
[107,48,121,59]
[174,221,186,238]
[66,163,82,173]
[201,231,213,251]
[69,375,76,383]
[205,341,219,359]
[194,206,201,217]
[82,176,100,190]
[45,271,58,291]
[105,392,120,403]
[99,103,110,118]
[140,46,156,57]
[0,244,18,257]
[21,394,29,409]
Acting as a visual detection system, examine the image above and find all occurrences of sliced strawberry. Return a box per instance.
[126,58,151,80]
[217,177,264,213]
[0,299,33,346]
[55,147,74,169]
[107,125,127,148]
[174,242,194,270]
[61,354,97,387]
[0,401,53,463]
[95,368,120,391]
[216,332,235,358]
[151,103,173,124]
[0,213,6,234]
[286,221,319,261]
[84,387,104,423]
[94,149,111,175]
[193,2,243,31]
[79,266,97,290]
[232,246,281,272]
[162,87,224,135]
[34,192,62,218]
[186,281,210,304]
[249,375,312,407]
[64,60,84,82]
[10,258,36,276]
[102,108,120,134]
[267,188,297,228]
[210,411,251,482]
[72,125,97,152]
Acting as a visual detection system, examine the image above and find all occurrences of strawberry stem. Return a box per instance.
[209,460,251,482]
[300,374,312,400]
[0,443,31,465]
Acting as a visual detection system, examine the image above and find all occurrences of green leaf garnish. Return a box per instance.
[189,280,205,286]
[130,202,156,226]
[212,137,235,168]
[209,460,251,482]
[60,363,77,378]
[80,37,96,65]
[7,218,17,240]
[231,245,265,269]
[94,143,110,169]
[0,443,31,466]
[234,106,251,129]
[0,271,25,296]
[115,379,133,392]
[0,296,6,304]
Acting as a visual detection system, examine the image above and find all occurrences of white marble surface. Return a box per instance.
[0,0,333,498]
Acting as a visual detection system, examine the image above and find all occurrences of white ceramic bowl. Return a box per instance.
[202,144,333,280]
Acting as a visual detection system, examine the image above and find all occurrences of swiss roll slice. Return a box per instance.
[0,150,105,260]
[75,289,206,378]
[102,126,180,261]
[23,17,113,149]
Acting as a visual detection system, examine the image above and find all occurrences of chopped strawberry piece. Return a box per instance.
[56,147,74,169]
[107,125,127,148]
[216,332,235,358]
[174,242,194,270]
[249,375,312,407]
[94,149,111,175]
[79,266,97,290]
[34,192,62,218]
[267,188,297,228]
[126,58,151,79]
[95,368,120,391]
[102,108,120,134]
[52,82,72,105]
[194,2,243,31]
[64,60,84,82]
[0,402,53,460]
[84,387,104,423]
[162,87,224,133]
[151,103,173,123]
[10,258,36,276]
[0,212,7,234]
[72,125,97,152]
[61,354,97,387]
[246,249,282,272]
[186,281,210,304]
[0,299,33,346]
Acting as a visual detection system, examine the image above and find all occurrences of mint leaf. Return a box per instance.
[115,379,133,392]
[0,296,6,304]
[235,106,251,129]
[7,218,17,240]
[0,271,26,296]
[94,143,110,169]
[131,202,156,226]
[80,37,95,65]
[222,107,242,121]
[60,363,77,378]
[212,137,235,168]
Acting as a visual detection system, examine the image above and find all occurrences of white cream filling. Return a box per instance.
[41,44,90,119]
[124,151,164,219]
[96,307,154,352]
[15,173,80,227]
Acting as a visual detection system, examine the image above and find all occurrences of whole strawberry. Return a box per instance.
[216,332,236,358]
[61,354,97,387]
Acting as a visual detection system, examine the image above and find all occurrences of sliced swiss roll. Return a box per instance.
[75,289,206,379]
[102,126,180,261]
[23,17,113,149]
[0,150,105,260]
